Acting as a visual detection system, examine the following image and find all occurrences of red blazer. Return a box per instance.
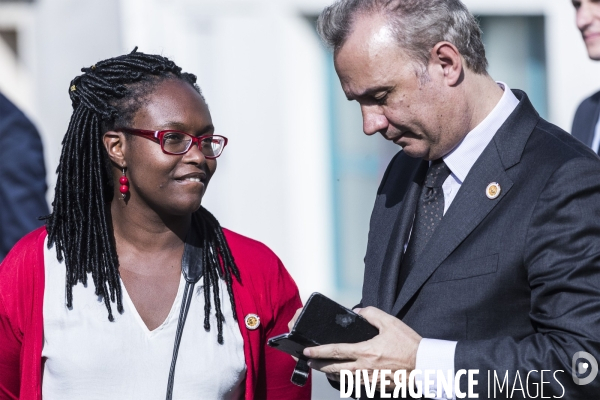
[0,227,310,399]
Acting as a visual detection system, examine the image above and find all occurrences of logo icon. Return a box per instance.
[572,351,598,385]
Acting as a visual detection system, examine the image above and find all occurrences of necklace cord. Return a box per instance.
[165,223,204,400]
[166,281,194,400]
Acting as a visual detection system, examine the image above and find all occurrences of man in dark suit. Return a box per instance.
[299,0,600,398]
[0,91,48,261]
[572,0,600,149]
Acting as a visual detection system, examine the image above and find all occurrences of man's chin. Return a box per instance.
[586,43,600,60]
[400,144,429,160]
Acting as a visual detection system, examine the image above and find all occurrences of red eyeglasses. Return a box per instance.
[119,128,228,158]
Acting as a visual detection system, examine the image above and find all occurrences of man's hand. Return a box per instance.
[287,308,304,362]
[302,306,422,387]
[288,308,302,331]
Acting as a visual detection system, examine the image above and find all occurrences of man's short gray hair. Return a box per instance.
[317,0,488,75]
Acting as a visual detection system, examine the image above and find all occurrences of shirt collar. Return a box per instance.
[442,82,519,183]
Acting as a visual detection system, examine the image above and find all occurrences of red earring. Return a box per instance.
[119,167,129,199]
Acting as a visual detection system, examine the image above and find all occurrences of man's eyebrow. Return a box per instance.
[346,86,393,101]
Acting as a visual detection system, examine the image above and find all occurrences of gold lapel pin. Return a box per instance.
[486,182,501,199]
[244,313,260,330]
[70,85,77,92]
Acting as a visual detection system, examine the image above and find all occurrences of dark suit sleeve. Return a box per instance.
[0,112,49,260]
[455,157,600,399]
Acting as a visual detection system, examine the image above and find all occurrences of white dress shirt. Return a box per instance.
[414,82,519,399]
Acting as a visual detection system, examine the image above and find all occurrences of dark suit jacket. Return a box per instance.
[572,90,600,151]
[360,91,600,398]
[0,92,48,261]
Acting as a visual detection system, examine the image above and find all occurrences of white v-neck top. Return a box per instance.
[42,238,246,400]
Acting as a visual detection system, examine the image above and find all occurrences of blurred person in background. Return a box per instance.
[0,91,48,261]
[0,49,310,400]
[572,0,600,149]
[296,0,600,398]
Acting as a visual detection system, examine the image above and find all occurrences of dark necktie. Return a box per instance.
[396,159,452,294]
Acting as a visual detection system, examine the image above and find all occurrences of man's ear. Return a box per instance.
[429,41,463,86]
[103,131,127,167]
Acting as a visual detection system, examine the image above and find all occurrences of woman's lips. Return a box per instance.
[179,177,203,183]
[174,172,207,184]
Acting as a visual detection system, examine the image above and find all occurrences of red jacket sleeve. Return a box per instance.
[225,229,311,400]
[0,227,46,400]
[0,291,21,399]
[261,257,310,399]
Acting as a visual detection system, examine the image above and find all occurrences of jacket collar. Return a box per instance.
[493,90,539,170]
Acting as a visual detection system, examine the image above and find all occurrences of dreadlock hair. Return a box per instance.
[45,48,240,343]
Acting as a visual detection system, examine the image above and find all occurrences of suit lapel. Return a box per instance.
[376,161,427,313]
[391,142,513,316]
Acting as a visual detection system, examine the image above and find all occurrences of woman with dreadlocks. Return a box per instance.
[0,49,310,400]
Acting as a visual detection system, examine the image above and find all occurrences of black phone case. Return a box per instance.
[267,292,379,360]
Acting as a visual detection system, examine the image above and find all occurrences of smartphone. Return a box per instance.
[267,292,379,359]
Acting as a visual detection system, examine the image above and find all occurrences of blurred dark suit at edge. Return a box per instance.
[0,92,49,261]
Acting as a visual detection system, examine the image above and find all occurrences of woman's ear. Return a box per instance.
[103,131,127,166]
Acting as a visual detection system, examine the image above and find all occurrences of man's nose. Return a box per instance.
[577,2,593,31]
[361,105,389,136]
